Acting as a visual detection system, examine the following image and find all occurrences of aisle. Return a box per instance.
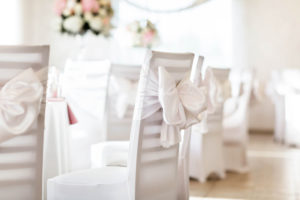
[190,132,300,200]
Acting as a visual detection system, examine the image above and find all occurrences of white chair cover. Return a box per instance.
[48,50,201,200]
[281,69,300,147]
[128,50,202,199]
[91,64,140,168]
[0,45,49,200]
[91,55,206,200]
[43,100,71,199]
[189,67,230,182]
[268,69,300,147]
[62,59,111,170]
[104,64,141,141]
[223,69,252,172]
[268,70,285,142]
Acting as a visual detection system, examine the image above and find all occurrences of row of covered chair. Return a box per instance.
[48,51,208,200]
[89,64,253,184]
[0,45,253,200]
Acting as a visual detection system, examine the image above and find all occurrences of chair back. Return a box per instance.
[104,64,141,141]
[0,45,49,200]
[232,70,253,128]
[63,59,111,169]
[207,67,231,130]
[128,51,194,200]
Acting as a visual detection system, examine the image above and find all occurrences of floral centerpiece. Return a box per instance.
[54,0,113,36]
[126,20,159,48]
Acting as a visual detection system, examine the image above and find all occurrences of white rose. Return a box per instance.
[74,3,82,15]
[99,8,107,16]
[84,12,93,21]
[63,16,84,33]
[66,0,76,9]
[63,8,71,16]
[89,16,102,31]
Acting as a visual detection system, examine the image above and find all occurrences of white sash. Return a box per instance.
[136,66,207,148]
[0,68,44,143]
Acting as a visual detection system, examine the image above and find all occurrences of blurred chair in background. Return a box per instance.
[91,64,140,168]
[223,69,252,173]
[62,59,111,170]
[268,70,286,143]
[189,67,231,182]
[281,69,300,147]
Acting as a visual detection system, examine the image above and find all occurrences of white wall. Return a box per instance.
[232,0,300,130]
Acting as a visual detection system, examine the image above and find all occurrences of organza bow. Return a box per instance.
[111,76,139,119]
[139,66,207,148]
[0,68,43,143]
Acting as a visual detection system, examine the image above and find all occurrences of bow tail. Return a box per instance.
[160,122,181,148]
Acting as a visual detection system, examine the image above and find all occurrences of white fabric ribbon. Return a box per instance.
[110,76,138,119]
[204,68,231,110]
[138,66,207,148]
[0,68,43,143]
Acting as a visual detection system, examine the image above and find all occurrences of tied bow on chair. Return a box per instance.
[111,76,139,119]
[204,68,231,110]
[0,68,43,143]
[139,66,207,148]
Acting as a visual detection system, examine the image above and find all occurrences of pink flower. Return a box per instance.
[82,0,99,13]
[54,0,67,15]
[143,30,155,45]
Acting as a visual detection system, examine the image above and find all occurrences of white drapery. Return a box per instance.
[134,66,207,148]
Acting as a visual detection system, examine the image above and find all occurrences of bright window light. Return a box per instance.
[0,0,22,44]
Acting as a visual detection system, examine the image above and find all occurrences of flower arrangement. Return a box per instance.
[127,20,159,48]
[54,0,113,36]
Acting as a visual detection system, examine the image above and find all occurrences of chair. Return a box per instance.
[268,70,285,143]
[91,64,140,168]
[189,67,230,182]
[223,70,252,172]
[103,64,141,141]
[0,45,49,200]
[90,57,198,168]
[281,69,300,147]
[62,59,111,170]
[47,51,196,200]
[92,56,205,200]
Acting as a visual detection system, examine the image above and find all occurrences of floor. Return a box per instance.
[189,132,300,200]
